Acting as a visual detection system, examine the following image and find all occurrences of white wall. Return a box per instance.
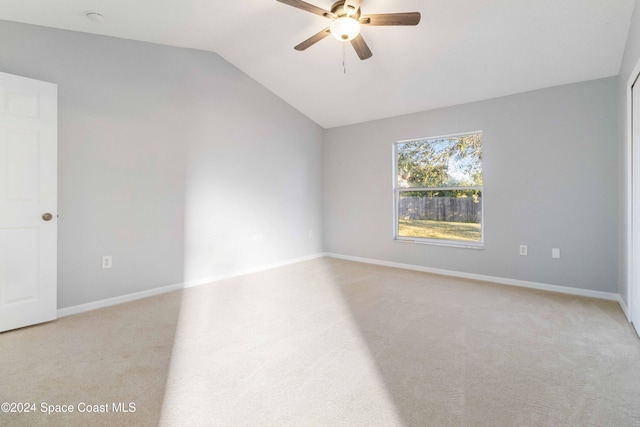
[324,78,619,293]
[0,20,324,308]
[619,0,640,306]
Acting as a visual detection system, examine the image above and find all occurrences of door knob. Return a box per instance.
[42,213,53,221]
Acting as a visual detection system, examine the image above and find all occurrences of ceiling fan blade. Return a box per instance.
[294,28,331,51]
[350,34,372,60]
[343,0,362,17]
[276,0,334,18]
[360,12,421,26]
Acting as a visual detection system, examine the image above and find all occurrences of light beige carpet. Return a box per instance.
[1,257,639,426]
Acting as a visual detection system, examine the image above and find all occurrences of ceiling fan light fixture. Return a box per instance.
[330,17,360,41]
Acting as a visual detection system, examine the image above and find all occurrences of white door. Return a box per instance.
[0,71,57,332]
[633,75,640,338]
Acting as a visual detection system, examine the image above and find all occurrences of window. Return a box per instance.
[393,132,483,247]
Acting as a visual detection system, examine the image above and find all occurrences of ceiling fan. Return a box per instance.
[276,0,421,60]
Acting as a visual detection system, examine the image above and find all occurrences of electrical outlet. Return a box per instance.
[552,248,561,259]
[102,255,112,269]
[519,245,528,256]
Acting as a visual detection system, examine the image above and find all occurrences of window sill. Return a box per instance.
[394,237,485,250]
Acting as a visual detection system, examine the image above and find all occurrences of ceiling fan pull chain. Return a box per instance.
[342,42,347,74]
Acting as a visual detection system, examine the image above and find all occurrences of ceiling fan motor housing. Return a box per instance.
[331,0,361,19]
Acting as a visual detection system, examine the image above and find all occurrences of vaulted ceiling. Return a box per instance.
[0,0,635,128]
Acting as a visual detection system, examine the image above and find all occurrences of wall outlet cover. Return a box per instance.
[102,255,112,269]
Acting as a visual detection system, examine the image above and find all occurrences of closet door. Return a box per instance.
[632,74,640,337]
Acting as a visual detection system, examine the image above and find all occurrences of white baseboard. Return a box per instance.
[183,252,327,288]
[57,282,184,318]
[618,295,630,320]
[326,253,621,302]
[58,252,623,319]
[57,252,326,318]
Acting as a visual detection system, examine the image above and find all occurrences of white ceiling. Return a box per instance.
[0,0,635,128]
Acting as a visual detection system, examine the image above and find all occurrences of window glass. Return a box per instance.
[394,132,483,246]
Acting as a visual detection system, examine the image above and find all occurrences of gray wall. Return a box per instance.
[324,78,619,293]
[618,0,640,305]
[0,20,324,308]
[0,15,627,307]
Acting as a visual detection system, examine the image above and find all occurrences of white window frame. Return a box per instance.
[393,131,484,249]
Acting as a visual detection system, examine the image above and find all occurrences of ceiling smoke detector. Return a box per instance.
[85,12,104,22]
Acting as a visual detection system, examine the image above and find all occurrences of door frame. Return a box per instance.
[627,56,640,336]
